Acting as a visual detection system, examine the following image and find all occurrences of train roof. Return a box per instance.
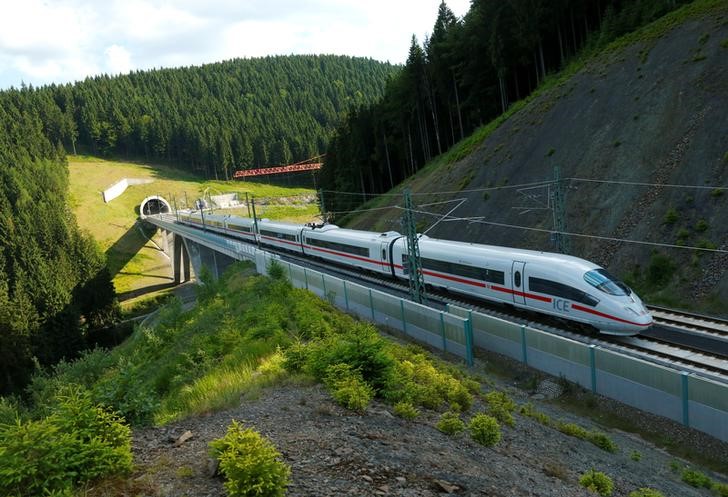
[304,225,402,242]
[418,236,600,272]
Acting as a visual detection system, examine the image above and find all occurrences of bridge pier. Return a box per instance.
[173,232,192,283]
[183,238,236,281]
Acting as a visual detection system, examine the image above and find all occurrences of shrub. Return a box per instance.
[393,401,419,420]
[520,403,552,426]
[587,431,618,453]
[305,325,395,392]
[681,468,712,488]
[468,413,501,447]
[695,219,709,232]
[324,364,374,413]
[0,387,132,497]
[663,208,679,225]
[628,489,664,497]
[93,360,159,425]
[209,420,290,497]
[579,469,614,496]
[630,451,642,461]
[437,411,465,435]
[713,482,728,497]
[484,390,516,427]
[558,422,589,439]
[267,260,288,281]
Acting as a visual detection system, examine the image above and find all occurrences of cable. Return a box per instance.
[568,177,728,190]
[403,207,728,254]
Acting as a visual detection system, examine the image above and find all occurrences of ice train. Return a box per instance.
[178,211,652,336]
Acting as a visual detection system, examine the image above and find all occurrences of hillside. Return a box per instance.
[8,55,397,179]
[67,156,317,299]
[5,264,726,496]
[343,2,728,314]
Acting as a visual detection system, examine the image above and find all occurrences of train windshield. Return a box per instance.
[583,269,631,296]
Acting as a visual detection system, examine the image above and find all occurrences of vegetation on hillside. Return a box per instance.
[0,96,119,395]
[322,0,698,214]
[0,263,485,494]
[4,55,397,180]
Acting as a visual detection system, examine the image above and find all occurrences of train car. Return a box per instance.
[390,237,651,335]
[225,216,257,243]
[301,226,402,275]
[174,210,651,335]
[257,219,304,253]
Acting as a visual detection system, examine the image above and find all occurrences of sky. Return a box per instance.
[0,0,471,90]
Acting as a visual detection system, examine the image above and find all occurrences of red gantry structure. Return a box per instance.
[233,155,324,179]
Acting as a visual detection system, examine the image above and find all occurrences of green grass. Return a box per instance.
[67,155,316,295]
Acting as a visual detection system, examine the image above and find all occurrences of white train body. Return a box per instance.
[177,211,652,335]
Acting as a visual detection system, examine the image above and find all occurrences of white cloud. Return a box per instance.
[105,45,132,75]
[0,0,473,89]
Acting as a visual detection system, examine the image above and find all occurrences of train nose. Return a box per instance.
[625,305,653,327]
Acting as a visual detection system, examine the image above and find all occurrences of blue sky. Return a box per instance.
[0,0,470,90]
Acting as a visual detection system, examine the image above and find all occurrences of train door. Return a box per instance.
[511,261,526,305]
[379,241,390,273]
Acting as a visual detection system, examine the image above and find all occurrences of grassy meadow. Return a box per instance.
[67,156,318,298]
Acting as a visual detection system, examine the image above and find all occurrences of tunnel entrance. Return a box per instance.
[139,196,172,218]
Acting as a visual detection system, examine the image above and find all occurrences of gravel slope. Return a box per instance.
[132,373,727,497]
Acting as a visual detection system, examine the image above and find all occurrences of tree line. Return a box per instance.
[321,0,688,214]
[0,91,119,394]
[13,55,396,179]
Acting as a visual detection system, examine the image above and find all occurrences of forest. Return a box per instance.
[0,55,396,394]
[321,0,691,215]
[9,55,396,180]
[0,92,119,394]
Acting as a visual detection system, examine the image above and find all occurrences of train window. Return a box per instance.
[418,257,505,284]
[228,224,251,233]
[583,269,630,296]
[401,254,409,274]
[261,229,297,242]
[529,277,600,306]
[382,249,386,260]
[514,271,521,287]
[307,237,369,257]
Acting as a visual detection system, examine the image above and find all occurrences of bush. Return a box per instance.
[437,411,465,435]
[305,325,395,393]
[393,401,419,420]
[382,351,472,412]
[324,364,374,413]
[587,431,618,453]
[93,360,159,425]
[484,390,516,427]
[520,403,552,426]
[630,451,642,461]
[713,482,728,497]
[468,413,501,447]
[0,387,132,497]
[209,420,290,497]
[681,468,713,488]
[579,469,614,496]
[558,422,589,439]
[628,489,664,497]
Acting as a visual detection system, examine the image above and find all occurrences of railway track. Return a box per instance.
[270,246,728,381]
[166,219,728,381]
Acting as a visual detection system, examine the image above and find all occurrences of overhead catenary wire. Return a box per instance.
[322,176,727,199]
[396,206,728,255]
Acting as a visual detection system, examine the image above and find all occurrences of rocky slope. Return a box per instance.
[347,4,728,314]
[129,357,728,497]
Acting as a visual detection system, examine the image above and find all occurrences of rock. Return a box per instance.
[377,484,390,492]
[395,476,407,484]
[362,475,374,483]
[206,457,220,478]
[531,393,546,401]
[433,479,460,494]
[174,430,194,446]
